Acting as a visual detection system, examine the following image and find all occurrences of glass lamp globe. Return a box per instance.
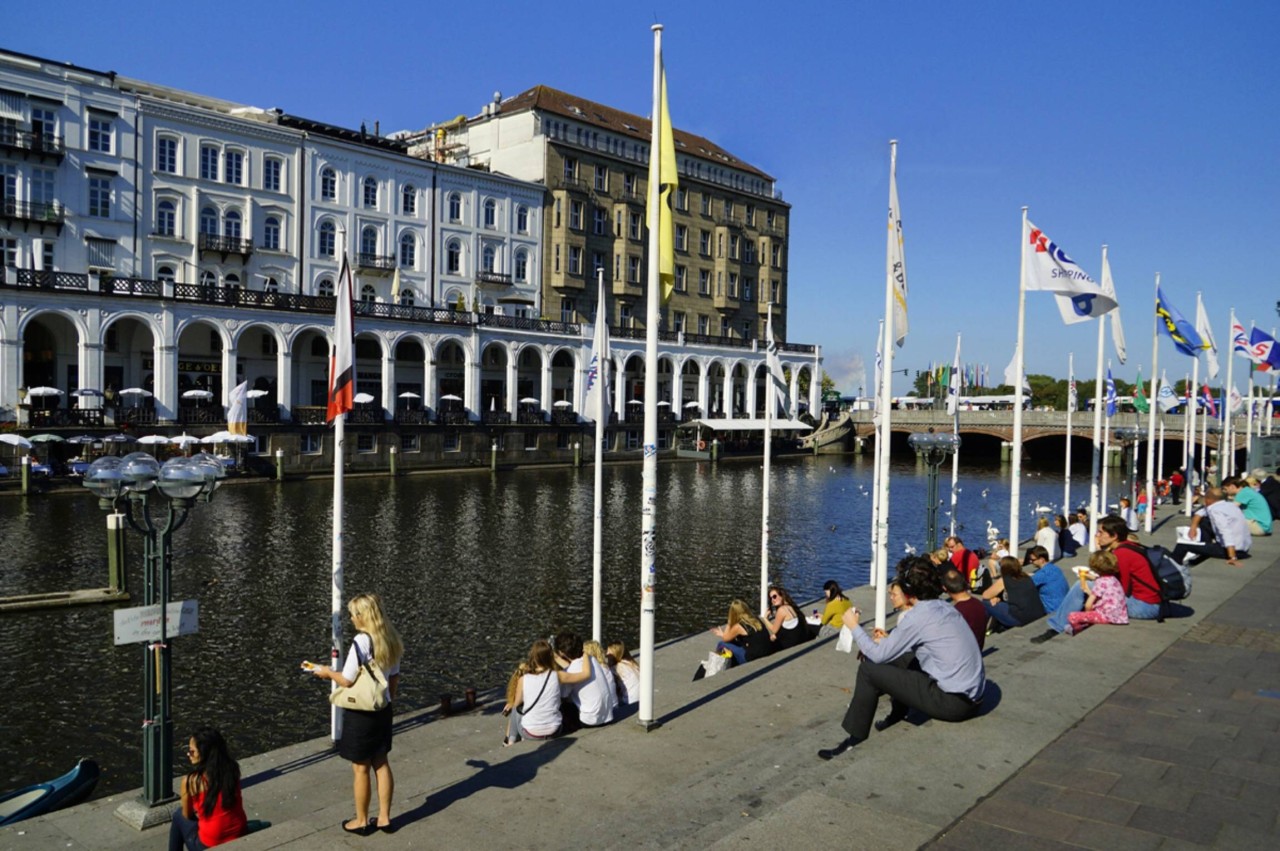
[156,457,209,501]
[83,456,127,501]
[119,452,161,492]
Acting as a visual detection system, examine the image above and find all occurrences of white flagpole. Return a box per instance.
[1101,358,1112,516]
[330,231,348,743]
[869,319,884,586]
[761,304,776,617]
[949,332,961,536]
[1187,353,1200,516]
[1200,376,1210,485]
[591,268,608,642]
[1064,351,1074,513]
[1158,385,1167,494]
[637,23,663,729]
[1223,309,1235,477]
[1143,274,1160,533]
[1246,365,1255,462]
[1010,207,1029,552]
[873,142,900,632]
[1087,247,1108,548]
[1183,371,1191,505]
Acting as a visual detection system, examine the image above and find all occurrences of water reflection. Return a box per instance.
[0,454,1073,796]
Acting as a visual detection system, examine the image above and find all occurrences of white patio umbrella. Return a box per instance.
[657,401,671,406]
[440,394,462,401]
[182,389,214,400]
[683,401,701,408]
[627,399,644,405]
[353,392,375,404]
[398,391,422,399]
[246,389,270,398]
[26,386,63,397]
[71,388,104,397]
[171,434,201,446]
[28,433,65,443]
[102,434,135,443]
[119,388,153,398]
[0,434,33,449]
[519,397,540,404]
[202,430,237,444]
[552,400,573,408]
[137,435,170,445]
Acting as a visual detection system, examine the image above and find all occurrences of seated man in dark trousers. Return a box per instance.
[818,559,986,760]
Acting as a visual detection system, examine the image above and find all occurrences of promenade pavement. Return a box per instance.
[5,506,1279,850]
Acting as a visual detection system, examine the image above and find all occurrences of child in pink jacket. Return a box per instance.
[1066,551,1129,635]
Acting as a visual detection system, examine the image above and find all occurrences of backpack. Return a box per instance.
[1119,542,1191,622]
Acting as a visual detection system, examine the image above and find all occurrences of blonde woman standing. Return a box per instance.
[310,593,403,836]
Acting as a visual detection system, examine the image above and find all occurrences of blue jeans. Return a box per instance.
[1047,582,1162,633]
[716,641,746,666]
[169,811,205,851]
[981,599,1020,628]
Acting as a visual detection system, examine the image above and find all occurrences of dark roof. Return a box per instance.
[279,114,408,154]
[492,85,773,182]
[0,47,115,83]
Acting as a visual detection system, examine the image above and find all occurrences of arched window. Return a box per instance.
[483,198,496,228]
[224,209,242,239]
[363,176,378,208]
[263,216,280,251]
[516,205,529,233]
[264,276,279,293]
[156,200,176,236]
[200,270,217,288]
[320,167,337,201]
[399,232,416,268]
[514,250,528,282]
[448,192,461,222]
[318,221,335,257]
[157,264,176,285]
[401,184,416,215]
[399,288,415,307]
[446,239,461,274]
[482,244,496,273]
[224,272,241,290]
[360,226,378,258]
[200,206,218,235]
[316,278,334,297]
[360,284,376,303]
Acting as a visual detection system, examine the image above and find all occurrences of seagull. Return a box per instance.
[981,488,990,499]
[904,543,917,555]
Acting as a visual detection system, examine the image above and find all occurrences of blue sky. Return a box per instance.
[10,1,1278,396]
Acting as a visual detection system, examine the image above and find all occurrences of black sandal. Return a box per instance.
[342,818,376,836]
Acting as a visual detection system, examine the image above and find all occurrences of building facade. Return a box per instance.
[1,49,818,465]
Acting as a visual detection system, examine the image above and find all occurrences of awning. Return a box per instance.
[680,417,812,432]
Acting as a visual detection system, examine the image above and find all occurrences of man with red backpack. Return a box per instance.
[1030,515,1163,643]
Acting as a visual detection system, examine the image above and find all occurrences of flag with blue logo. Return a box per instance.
[583,276,611,424]
[1248,326,1280,372]
[1105,368,1117,418]
[1155,285,1204,357]
[1156,372,1178,412]
[1023,220,1117,324]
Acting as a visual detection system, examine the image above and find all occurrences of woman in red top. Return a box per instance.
[169,727,248,851]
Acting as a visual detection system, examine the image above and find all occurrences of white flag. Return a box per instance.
[1228,384,1243,414]
[1004,350,1030,393]
[886,156,908,346]
[1101,254,1127,363]
[1195,294,1220,380]
[946,336,961,416]
[583,280,611,424]
[766,308,791,417]
[873,324,883,413]
[1156,372,1178,412]
[227,380,249,436]
[1025,220,1117,324]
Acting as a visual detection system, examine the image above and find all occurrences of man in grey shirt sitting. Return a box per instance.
[1170,487,1251,567]
[818,558,986,760]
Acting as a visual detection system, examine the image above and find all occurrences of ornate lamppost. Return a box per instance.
[83,452,224,813]
[907,429,962,551]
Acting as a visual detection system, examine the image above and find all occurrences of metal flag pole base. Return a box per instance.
[635,718,663,733]
[115,798,180,831]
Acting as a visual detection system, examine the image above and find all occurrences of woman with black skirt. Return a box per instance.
[310,593,403,835]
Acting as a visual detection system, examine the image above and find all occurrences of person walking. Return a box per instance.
[309,593,404,835]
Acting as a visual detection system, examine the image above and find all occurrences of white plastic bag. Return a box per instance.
[835,625,855,653]
[704,651,729,677]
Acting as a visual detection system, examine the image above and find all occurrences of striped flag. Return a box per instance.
[326,257,355,422]
[1202,384,1217,417]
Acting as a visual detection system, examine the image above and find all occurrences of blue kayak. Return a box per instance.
[0,759,100,826]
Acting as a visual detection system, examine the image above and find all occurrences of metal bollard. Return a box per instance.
[574,440,581,468]
[389,444,398,477]
[275,448,284,481]
[107,512,127,594]
[490,440,498,472]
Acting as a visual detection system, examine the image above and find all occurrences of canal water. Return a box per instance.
[0,453,1081,797]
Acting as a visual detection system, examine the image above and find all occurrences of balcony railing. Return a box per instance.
[199,233,253,255]
[1,198,66,226]
[13,268,88,290]
[357,253,396,272]
[476,270,513,285]
[103,276,163,297]
[684,332,752,349]
[478,313,581,335]
[0,129,64,158]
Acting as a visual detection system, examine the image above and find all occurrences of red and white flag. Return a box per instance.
[326,257,354,422]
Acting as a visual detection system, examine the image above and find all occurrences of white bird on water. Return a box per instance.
[904,543,917,555]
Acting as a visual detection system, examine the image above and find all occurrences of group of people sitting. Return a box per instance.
[708,584,832,667]
[501,633,641,746]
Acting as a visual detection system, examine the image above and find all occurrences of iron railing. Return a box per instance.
[357,253,396,271]
[1,198,66,225]
[198,234,253,254]
[0,128,65,158]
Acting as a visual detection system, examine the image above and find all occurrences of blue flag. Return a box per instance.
[1155,285,1204,357]
[1105,368,1117,418]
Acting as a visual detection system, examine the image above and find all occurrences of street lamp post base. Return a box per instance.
[635,718,663,732]
[114,796,179,831]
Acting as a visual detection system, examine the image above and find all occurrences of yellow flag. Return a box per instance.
[647,69,678,303]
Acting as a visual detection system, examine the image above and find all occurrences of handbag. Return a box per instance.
[329,635,390,712]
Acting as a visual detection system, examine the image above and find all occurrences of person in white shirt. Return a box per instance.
[554,632,616,729]
[1118,497,1139,533]
[1033,517,1060,562]
[1069,511,1089,550]
[1169,488,1251,567]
